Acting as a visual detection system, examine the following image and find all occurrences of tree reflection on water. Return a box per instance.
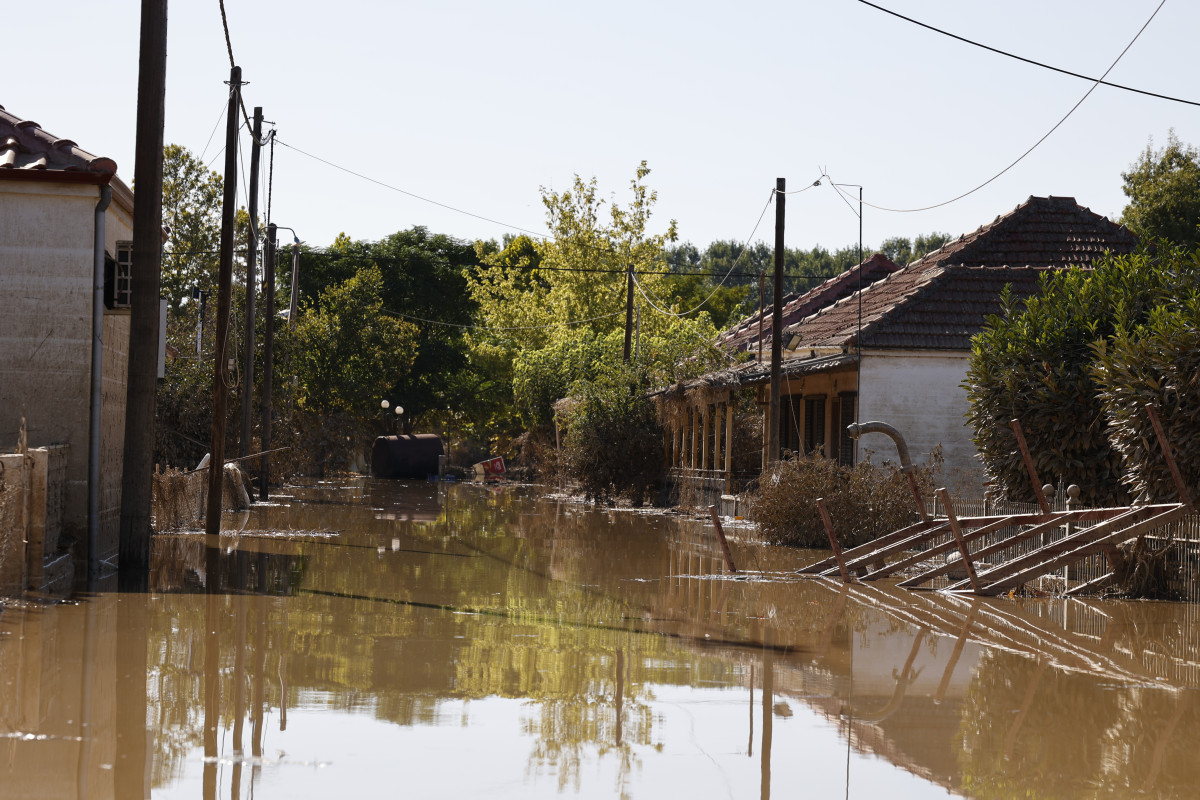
[6,480,1200,798]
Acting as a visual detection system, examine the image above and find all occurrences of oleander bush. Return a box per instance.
[965,248,1191,506]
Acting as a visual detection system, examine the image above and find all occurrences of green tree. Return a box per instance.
[560,361,664,505]
[465,164,732,460]
[1092,247,1200,502]
[512,334,606,429]
[291,227,483,434]
[1121,131,1200,248]
[879,232,951,266]
[161,144,222,309]
[291,265,419,420]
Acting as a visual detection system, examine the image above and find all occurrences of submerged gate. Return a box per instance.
[799,407,1195,598]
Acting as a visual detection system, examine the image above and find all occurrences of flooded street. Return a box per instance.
[4,479,1200,799]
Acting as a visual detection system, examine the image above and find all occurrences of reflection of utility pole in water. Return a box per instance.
[748,664,754,757]
[115,594,149,799]
[76,597,97,799]
[615,648,624,745]
[253,551,268,786]
[761,635,773,800]
[204,590,221,800]
[232,550,249,799]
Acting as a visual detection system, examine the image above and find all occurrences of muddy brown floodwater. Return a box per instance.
[3,479,1200,798]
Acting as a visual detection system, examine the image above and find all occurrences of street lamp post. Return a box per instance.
[382,400,404,435]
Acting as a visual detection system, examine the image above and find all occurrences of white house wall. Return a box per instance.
[0,179,133,568]
[856,350,984,492]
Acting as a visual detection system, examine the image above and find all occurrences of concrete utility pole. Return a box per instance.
[623,263,634,362]
[239,107,263,458]
[119,0,168,581]
[259,224,276,500]
[767,177,785,464]
[206,66,242,539]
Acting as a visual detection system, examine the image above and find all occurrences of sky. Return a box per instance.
[7,0,1198,256]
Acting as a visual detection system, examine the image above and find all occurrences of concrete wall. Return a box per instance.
[0,446,68,594]
[856,349,984,492]
[0,179,132,571]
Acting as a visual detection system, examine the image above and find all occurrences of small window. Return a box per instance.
[105,241,133,310]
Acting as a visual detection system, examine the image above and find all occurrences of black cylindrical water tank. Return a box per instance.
[371,434,445,480]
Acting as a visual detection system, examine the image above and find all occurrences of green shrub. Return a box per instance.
[965,251,1181,506]
[1093,293,1200,502]
[748,453,939,549]
[560,363,663,505]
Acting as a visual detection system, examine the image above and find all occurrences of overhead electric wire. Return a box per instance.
[198,97,230,163]
[274,138,549,239]
[217,0,270,146]
[631,187,777,318]
[830,0,1167,214]
[857,0,1198,108]
[159,248,843,282]
[383,307,623,333]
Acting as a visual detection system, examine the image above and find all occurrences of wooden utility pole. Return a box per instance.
[623,263,634,362]
[206,66,242,538]
[259,224,276,500]
[118,0,168,581]
[768,178,785,464]
[239,107,263,458]
[757,271,765,363]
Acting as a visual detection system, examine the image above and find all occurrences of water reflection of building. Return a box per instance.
[0,596,149,799]
[9,485,1200,798]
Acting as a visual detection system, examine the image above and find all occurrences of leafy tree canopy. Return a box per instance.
[965,246,1199,505]
[161,144,222,308]
[291,226,482,432]
[291,264,419,421]
[1121,131,1200,248]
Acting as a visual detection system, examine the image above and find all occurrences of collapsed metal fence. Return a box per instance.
[805,411,1200,600]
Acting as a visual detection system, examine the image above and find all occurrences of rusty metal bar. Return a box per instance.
[815,498,852,582]
[898,512,1072,588]
[1145,404,1193,508]
[937,488,981,592]
[1010,419,1050,513]
[800,518,941,574]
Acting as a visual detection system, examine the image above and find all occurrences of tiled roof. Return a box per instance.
[723,196,1139,358]
[906,195,1137,270]
[718,252,903,352]
[0,104,118,179]
[783,196,1138,352]
[791,264,1048,351]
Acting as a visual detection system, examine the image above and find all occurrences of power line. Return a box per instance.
[198,96,229,163]
[274,138,549,239]
[832,0,1167,214]
[383,307,622,333]
[217,0,270,146]
[857,0,1199,108]
[161,248,847,282]
[632,188,777,317]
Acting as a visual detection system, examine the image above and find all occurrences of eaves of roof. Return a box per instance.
[0,104,119,184]
[652,352,859,397]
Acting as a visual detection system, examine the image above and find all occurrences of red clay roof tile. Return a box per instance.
[0,105,118,178]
